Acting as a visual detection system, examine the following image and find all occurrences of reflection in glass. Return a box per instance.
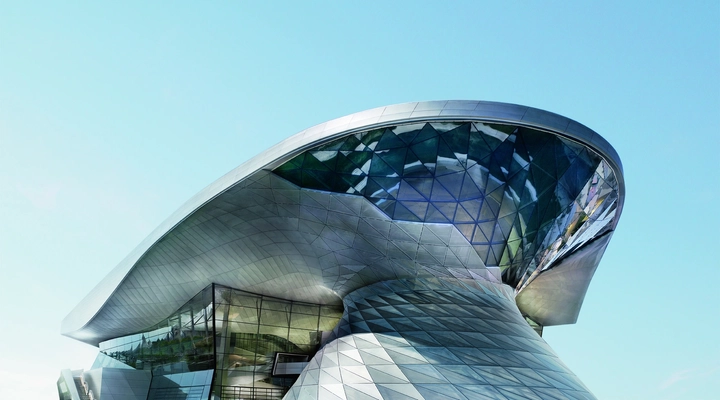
[98,284,343,399]
[213,285,341,398]
[274,121,619,290]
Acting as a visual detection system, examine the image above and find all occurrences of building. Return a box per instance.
[59,101,624,400]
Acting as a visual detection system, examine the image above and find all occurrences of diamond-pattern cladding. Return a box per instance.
[285,278,595,400]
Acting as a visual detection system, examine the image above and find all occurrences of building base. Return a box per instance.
[285,278,595,400]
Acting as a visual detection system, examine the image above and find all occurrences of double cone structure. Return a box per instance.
[59,101,624,400]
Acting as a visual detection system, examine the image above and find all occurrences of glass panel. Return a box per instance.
[273,121,617,289]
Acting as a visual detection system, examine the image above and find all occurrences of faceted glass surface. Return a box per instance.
[274,122,619,289]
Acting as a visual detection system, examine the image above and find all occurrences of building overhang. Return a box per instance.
[62,101,625,345]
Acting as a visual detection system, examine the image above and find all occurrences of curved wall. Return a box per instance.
[62,101,624,346]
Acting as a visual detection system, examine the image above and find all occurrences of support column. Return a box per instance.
[285,278,594,400]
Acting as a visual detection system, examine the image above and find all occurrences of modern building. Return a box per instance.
[59,101,624,400]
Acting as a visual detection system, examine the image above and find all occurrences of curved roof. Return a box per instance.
[62,101,625,345]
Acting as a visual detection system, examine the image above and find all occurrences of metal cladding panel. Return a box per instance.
[515,232,613,326]
[66,172,499,344]
[286,278,596,400]
[62,101,624,345]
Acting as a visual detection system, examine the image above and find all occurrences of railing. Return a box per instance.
[220,386,287,400]
[149,385,205,400]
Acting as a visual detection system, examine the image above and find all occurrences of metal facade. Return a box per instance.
[60,101,624,400]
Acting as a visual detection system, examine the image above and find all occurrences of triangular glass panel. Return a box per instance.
[466,163,489,191]
[400,201,429,220]
[485,250,499,266]
[491,243,506,258]
[302,170,335,191]
[554,142,575,174]
[455,223,475,240]
[361,128,385,147]
[435,138,463,176]
[478,197,499,221]
[395,123,423,144]
[317,138,345,151]
[425,204,451,223]
[459,173,482,200]
[397,180,426,201]
[393,202,421,222]
[440,123,471,154]
[436,172,464,200]
[411,123,439,144]
[335,152,362,175]
[369,154,399,177]
[375,148,408,177]
[376,127,406,150]
[460,199,482,221]
[338,174,366,192]
[498,195,518,219]
[487,123,517,135]
[490,141,514,177]
[402,150,433,178]
[473,123,507,151]
[347,151,374,172]
[274,169,301,185]
[518,126,550,151]
[430,180,455,201]
[410,136,439,165]
[340,135,364,151]
[302,152,334,172]
[365,178,394,199]
[511,134,531,168]
[468,133,495,162]
[506,168,529,198]
[374,199,396,217]
[274,153,304,172]
[453,203,475,223]
[405,177,434,200]
[311,150,340,171]
[527,141,558,178]
[472,222,492,244]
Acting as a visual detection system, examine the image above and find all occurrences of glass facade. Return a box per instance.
[99,285,215,375]
[274,121,619,289]
[98,284,343,399]
[213,285,342,398]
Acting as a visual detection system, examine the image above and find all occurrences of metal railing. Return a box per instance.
[220,385,287,400]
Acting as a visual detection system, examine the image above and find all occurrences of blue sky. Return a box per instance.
[1,2,718,399]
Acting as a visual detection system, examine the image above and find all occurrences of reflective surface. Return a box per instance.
[98,284,343,399]
[68,171,501,344]
[287,278,595,400]
[99,285,215,375]
[213,284,342,398]
[275,121,619,289]
[62,101,624,344]
[59,101,625,399]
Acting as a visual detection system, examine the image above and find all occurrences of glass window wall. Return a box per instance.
[98,283,343,399]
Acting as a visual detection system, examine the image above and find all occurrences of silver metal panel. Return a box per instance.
[515,232,613,326]
[66,172,497,344]
[286,278,596,399]
[62,101,624,345]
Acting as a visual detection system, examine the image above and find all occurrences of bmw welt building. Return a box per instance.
[59,101,624,400]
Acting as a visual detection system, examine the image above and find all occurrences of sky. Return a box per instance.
[0,2,718,399]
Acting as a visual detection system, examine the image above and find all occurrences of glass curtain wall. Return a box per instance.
[274,121,620,290]
[98,284,343,399]
[99,285,215,375]
[213,285,342,399]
